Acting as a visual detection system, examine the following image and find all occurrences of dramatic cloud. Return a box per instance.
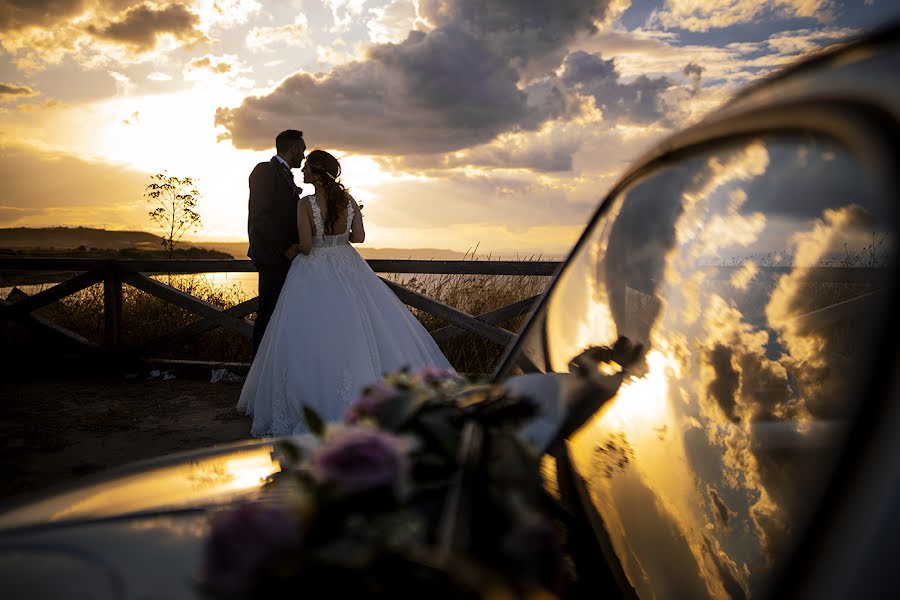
[396,135,583,173]
[183,54,253,88]
[650,0,836,32]
[366,0,418,44]
[217,27,567,154]
[707,343,741,422]
[378,112,618,174]
[86,3,206,51]
[0,83,38,101]
[0,1,212,70]
[418,0,612,75]
[216,0,613,154]
[186,54,234,74]
[738,140,884,220]
[560,51,674,124]
[0,0,892,254]
[683,61,704,89]
[0,0,91,31]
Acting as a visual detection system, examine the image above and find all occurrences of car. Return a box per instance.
[497,21,900,600]
[1,22,899,600]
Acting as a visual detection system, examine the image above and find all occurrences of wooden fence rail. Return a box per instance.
[0,258,560,362]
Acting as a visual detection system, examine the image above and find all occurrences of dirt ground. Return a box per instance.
[0,372,251,503]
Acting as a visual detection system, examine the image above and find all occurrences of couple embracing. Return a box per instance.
[238,129,453,436]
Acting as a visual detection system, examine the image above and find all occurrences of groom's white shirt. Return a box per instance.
[275,155,291,170]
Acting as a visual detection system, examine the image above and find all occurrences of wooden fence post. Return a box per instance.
[0,303,8,361]
[103,266,122,353]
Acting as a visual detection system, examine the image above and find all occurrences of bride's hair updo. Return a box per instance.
[306,150,349,234]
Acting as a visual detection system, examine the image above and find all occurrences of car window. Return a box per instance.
[521,135,895,598]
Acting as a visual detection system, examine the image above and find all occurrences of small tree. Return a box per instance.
[144,173,202,259]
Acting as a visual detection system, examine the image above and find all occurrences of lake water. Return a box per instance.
[201,272,259,298]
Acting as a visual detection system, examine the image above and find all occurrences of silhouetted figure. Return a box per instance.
[248,129,306,359]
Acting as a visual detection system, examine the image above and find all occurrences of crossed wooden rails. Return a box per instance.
[0,258,561,361]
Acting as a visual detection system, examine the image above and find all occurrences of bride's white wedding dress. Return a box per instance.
[238,195,453,437]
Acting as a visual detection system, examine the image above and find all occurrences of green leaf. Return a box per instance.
[312,536,373,568]
[374,394,416,430]
[275,439,300,463]
[303,404,325,437]
[416,410,460,459]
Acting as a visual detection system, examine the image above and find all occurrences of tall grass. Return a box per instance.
[17,275,252,363]
[9,266,551,374]
[386,270,551,374]
[701,232,891,268]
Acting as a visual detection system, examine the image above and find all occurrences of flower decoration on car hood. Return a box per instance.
[201,368,565,598]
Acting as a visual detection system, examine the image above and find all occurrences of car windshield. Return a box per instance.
[503,134,896,598]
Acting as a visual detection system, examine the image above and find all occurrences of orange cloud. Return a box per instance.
[0,82,38,101]
[0,1,208,70]
[86,3,207,51]
[186,55,232,74]
[650,0,835,32]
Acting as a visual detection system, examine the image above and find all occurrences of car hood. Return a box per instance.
[0,440,288,599]
[0,439,281,534]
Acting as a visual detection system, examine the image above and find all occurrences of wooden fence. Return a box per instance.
[0,258,560,362]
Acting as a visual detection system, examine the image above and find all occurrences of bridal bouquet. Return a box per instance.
[201,368,564,599]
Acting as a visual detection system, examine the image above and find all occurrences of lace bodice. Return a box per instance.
[307,195,354,249]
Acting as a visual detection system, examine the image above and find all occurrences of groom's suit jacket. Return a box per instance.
[247,157,301,267]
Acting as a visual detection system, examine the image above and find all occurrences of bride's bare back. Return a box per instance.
[314,195,349,235]
[297,192,365,254]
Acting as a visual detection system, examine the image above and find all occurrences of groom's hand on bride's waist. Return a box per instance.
[284,244,300,260]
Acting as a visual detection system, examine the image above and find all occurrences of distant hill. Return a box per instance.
[0,227,230,259]
[0,227,165,251]
[0,227,469,261]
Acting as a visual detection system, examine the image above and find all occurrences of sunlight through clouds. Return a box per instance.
[246,13,311,51]
[323,0,369,33]
[366,0,418,43]
[0,0,895,251]
[195,0,263,30]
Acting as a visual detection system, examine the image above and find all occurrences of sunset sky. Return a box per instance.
[0,0,896,255]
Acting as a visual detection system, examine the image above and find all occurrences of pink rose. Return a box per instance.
[344,380,400,423]
[414,367,464,385]
[311,426,409,494]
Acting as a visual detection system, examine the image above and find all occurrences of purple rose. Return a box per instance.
[203,502,301,597]
[344,380,400,423]
[414,367,464,385]
[311,426,409,494]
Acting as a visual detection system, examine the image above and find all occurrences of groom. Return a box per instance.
[248,129,306,359]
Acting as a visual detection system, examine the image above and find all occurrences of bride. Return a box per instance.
[238,149,454,436]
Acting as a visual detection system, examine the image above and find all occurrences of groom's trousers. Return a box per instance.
[252,262,291,360]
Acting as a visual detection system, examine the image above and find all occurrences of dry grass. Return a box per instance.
[30,275,253,362]
[15,265,551,374]
[386,270,551,374]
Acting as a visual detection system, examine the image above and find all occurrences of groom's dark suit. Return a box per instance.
[248,157,300,358]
